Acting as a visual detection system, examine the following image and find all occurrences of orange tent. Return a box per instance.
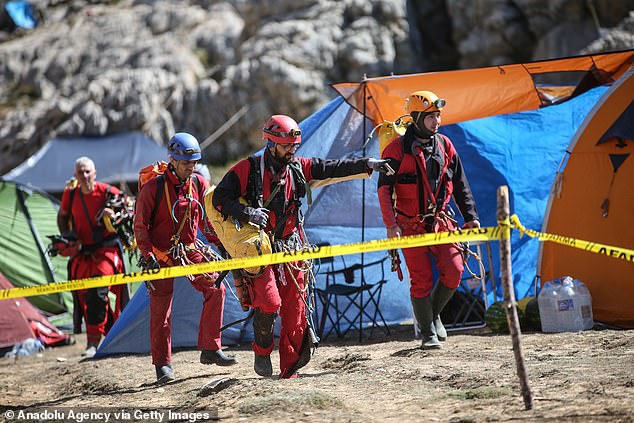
[332,50,633,126]
[539,65,634,328]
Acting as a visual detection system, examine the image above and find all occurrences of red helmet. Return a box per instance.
[262,115,302,144]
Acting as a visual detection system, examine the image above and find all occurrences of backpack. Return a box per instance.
[138,161,202,228]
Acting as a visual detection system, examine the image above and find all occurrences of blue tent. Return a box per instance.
[3,132,167,193]
[95,275,253,357]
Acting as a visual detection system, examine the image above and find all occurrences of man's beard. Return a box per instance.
[273,149,293,165]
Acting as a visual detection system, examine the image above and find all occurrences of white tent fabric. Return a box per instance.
[3,132,167,192]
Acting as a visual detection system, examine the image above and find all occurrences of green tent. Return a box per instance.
[0,180,73,314]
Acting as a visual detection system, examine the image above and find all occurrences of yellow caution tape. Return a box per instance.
[0,226,500,300]
[3,215,632,302]
[510,214,634,264]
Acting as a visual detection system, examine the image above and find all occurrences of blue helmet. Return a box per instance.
[168,132,202,161]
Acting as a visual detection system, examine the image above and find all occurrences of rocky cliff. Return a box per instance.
[0,0,632,174]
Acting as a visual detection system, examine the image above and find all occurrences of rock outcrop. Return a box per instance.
[0,0,631,174]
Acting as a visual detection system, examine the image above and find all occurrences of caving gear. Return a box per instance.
[203,186,272,277]
[364,115,412,156]
[262,115,302,144]
[47,234,80,257]
[407,90,445,138]
[431,282,457,341]
[389,249,403,281]
[101,190,137,251]
[249,207,270,227]
[138,161,202,228]
[406,90,446,114]
[139,253,160,271]
[411,296,441,349]
[253,308,276,377]
[200,349,237,366]
[367,158,394,175]
[167,132,202,161]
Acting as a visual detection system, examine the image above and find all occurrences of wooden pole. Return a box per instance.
[497,186,533,410]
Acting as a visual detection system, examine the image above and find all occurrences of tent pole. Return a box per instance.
[16,187,57,283]
[360,77,368,343]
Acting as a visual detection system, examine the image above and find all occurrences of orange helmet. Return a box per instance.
[406,91,446,114]
[262,115,302,145]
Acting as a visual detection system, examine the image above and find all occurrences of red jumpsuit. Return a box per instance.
[213,150,371,378]
[378,129,479,299]
[60,182,125,344]
[134,169,225,366]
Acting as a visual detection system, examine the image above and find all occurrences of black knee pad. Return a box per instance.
[85,287,109,325]
[252,308,277,348]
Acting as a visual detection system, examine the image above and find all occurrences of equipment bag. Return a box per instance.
[203,186,272,277]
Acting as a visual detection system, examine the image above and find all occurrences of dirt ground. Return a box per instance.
[1,325,633,423]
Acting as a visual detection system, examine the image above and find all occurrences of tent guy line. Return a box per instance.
[1,215,632,301]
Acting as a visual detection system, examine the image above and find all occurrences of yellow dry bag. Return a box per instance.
[203,186,272,277]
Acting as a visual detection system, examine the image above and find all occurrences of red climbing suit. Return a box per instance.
[378,128,479,298]
[60,182,125,344]
[213,149,371,378]
[134,168,225,366]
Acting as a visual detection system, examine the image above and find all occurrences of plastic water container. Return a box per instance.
[538,280,560,332]
[574,279,594,330]
[557,276,584,332]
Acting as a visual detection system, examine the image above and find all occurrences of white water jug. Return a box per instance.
[574,279,594,330]
[557,276,584,332]
[538,280,560,332]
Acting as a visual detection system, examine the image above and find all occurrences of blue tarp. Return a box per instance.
[5,1,37,29]
[95,86,606,355]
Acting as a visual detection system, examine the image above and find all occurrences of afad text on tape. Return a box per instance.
[510,214,634,263]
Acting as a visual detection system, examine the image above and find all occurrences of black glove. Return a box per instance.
[367,158,394,175]
[139,253,160,271]
[248,208,269,227]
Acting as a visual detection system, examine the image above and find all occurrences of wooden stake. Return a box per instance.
[497,185,533,410]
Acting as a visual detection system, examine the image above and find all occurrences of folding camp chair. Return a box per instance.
[315,253,391,342]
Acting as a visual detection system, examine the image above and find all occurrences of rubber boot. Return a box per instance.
[155,364,175,384]
[200,349,237,366]
[411,296,441,349]
[254,354,273,377]
[431,283,456,341]
[252,309,276,377]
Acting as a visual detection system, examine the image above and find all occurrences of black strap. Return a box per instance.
[77,184,114,244]
[247,156,264,208]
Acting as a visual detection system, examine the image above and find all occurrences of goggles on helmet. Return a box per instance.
[431,98,446,109]
[408,97,446,113]
[263,127,302,139]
